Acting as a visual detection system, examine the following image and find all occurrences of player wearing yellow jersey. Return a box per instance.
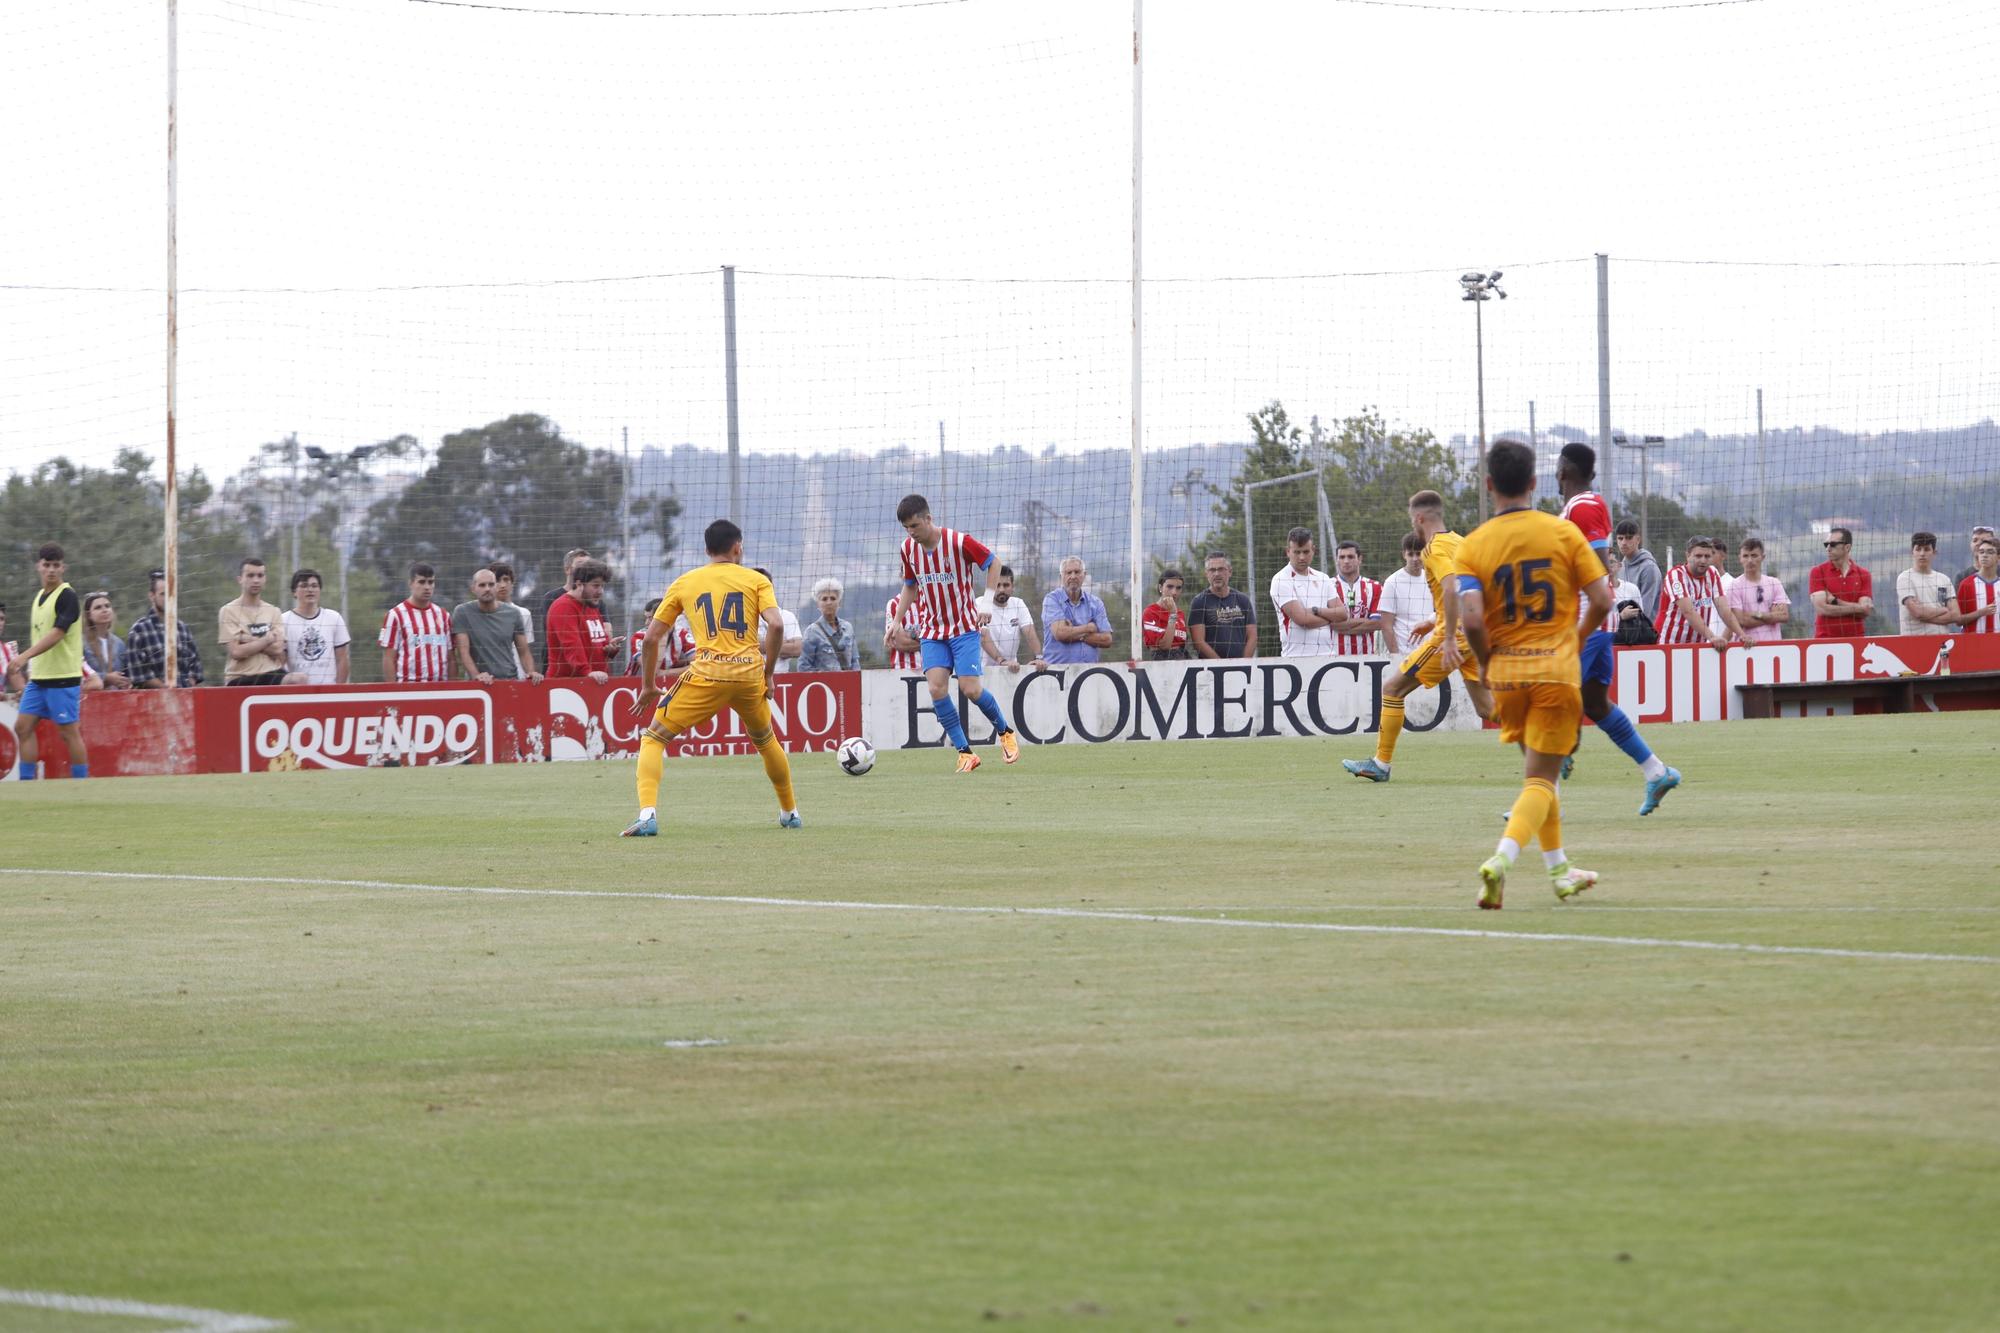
[1456,441,1612,909]
[1342,489,1494,783]
[621,519,800,837]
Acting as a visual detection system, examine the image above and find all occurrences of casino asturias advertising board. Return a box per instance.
[8,634,1995,778]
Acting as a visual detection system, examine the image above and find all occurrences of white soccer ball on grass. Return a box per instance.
[836,737,876,776]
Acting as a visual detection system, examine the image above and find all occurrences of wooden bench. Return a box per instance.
[1737,670,2000,719]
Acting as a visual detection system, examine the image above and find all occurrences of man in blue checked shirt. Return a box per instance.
[1040,556,1114,665]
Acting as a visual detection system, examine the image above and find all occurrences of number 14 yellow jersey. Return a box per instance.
[1453,509,1607,684]
[654,561,776,684]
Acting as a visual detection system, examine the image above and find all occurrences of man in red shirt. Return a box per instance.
[1808,527,1873,638]
[546,558,615,683]
[1141,569,1191,660]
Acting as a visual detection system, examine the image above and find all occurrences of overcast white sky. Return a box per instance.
[2,0,1996,482]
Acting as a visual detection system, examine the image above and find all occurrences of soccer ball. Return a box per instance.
[836,737,876,776]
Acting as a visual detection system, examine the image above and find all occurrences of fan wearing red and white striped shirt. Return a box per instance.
[890,493,1018,772]
[1655,538,1750,648]
[1329,542,1387,655]
[378,564,454,683]
[1958,539,2000,633]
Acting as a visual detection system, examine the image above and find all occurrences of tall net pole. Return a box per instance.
[163,0,180,686]
[1128,0,1144,657]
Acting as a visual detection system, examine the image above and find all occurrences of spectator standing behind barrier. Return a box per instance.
[125,570,203,689]
[453,568,541,684]
[1269,528,1346,658]
[379,563,453,683]
[546,557,615,683]
[883,593,922,671]
[1613,520,1663,621]
[1956,537,2000,633]
[975,566,1043,672]
[1041,557,1114,665]
[1896,533,1958,636]
[219,558,295,687]
[0,602,15,701]
[1656,537,1750,649]
[625,598,695,678]
[1725,539,1791,644]
[1808,527,1873,638]
[753,568,803,672]
[283,568,351,685]
[1376,533,1433,655]
[489,561,534,654]
[1954,526,1996,586]
[79,591,131,689]
[1329,540,1390,655]
[1141,569,1191,660]
[798,578,859,671]
[538,547,591,670]
[1188,553,1257,659]
[8,544,91,779]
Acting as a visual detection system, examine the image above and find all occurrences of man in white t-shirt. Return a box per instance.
[1268,528,1347,658]
[283,568,351,685]
[1375,532,1434,655]
[974,564,1043,672]
[1897,531,1958,636]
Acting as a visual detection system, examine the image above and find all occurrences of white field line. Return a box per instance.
[2,867,1995,967]
[0,1287,286,1331]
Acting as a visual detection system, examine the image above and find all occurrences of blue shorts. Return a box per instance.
[20,681,82,725]
[1580,630,1616,686]
[919,631,984,678]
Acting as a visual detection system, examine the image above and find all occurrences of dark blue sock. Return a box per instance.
[933,694,971,751]
[1596,706,1654,767]
[971,687,1009,734]
[70,764,89,779]
[18,762,36,780]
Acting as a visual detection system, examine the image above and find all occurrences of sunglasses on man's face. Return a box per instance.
[1823,541,1849,549]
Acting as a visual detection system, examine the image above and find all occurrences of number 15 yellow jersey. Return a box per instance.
[1453,510,1607,684]
[654,562,776,684]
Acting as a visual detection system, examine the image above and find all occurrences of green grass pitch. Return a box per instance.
[2,714,1997,1331]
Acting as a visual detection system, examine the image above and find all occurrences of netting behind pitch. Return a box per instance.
[4,0,1997,672]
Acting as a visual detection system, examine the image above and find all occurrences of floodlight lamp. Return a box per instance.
[1497,290,1508,299]
[1461,272,1484,284]
[1489,270,1503,281]
[303,446,330,461]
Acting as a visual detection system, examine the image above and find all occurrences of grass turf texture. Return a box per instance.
[2,714,1997,1332]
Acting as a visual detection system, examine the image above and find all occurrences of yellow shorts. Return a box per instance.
[1399,632,1483,688]
[1491,680,1582,756]
[653,673,773,740]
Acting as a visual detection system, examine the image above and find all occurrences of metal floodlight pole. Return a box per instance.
[163,0,180,688]
[723,265,741,524]
[1128,0,1145,657]
[1596,254,1613,510]
[1459,268,1506,523]
[621,424,633,642]
[1614,432,1666,543]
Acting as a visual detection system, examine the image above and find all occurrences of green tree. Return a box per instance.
[1184,402,1472,656]
[0,449,247,647]
[358,414,678,626]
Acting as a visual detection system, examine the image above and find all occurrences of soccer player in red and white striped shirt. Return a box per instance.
[1329,541,1388,655]
[890,493,1018,772]
[1957,537,2000,633]
[378,563,453,683]
[1655,537,1751,649]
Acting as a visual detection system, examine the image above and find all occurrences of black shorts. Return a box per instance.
[226,669,289,687]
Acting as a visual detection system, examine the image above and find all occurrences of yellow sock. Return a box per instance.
[756,733,796,812]
[1502,777,1557,856]
[1374,696,1406,765]
[636,734,665,810]
[1539,797,1564,863]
